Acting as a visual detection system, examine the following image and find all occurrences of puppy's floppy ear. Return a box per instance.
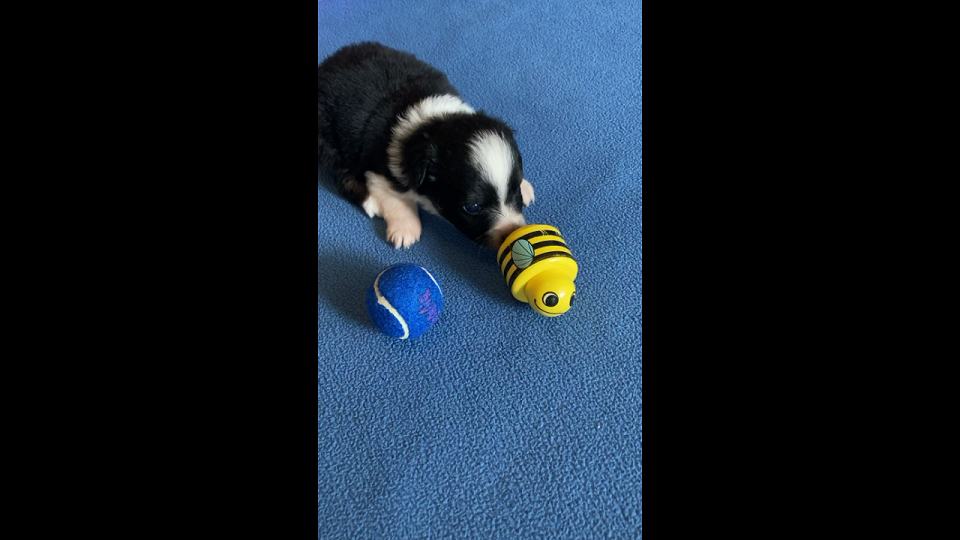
[413,133,439,189]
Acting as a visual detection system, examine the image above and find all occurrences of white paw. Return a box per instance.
[362,196,381,219]
[521,179,536,207]
[386,215,423,249]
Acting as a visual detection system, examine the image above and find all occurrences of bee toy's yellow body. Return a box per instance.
[497,224,579,317]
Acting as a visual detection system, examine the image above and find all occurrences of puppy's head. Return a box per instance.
[400,114,527,248]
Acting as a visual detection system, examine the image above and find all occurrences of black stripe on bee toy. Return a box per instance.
[498,230,565,268]
[507,251,576,288]
[501,241,573,277]
[527,240,568,252]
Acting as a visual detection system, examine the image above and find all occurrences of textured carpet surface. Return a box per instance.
[318,1,642,538]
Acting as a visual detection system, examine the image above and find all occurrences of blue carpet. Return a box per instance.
[318,1,642,538]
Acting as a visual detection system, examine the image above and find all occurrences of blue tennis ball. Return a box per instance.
[366,264,443,340]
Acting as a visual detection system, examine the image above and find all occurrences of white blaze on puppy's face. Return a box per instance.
[468,131,527,245]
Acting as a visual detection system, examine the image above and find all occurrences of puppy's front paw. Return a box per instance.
[521,179,536,207]
[386,215,423,249]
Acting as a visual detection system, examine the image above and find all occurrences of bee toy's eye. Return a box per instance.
[462,204,483,215]
[569,293,576,307]
[543,293,560,308]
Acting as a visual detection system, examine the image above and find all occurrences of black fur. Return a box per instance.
[317,42,525,246]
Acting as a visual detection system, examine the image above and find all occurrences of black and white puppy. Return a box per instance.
[318,42,535,249]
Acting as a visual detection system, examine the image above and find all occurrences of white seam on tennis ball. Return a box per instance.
[421,267,442,294]
[374,269,409,340]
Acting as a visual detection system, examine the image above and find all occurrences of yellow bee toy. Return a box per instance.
[497,224,579,317]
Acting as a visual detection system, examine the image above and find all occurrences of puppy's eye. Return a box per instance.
[462,204,483,215]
